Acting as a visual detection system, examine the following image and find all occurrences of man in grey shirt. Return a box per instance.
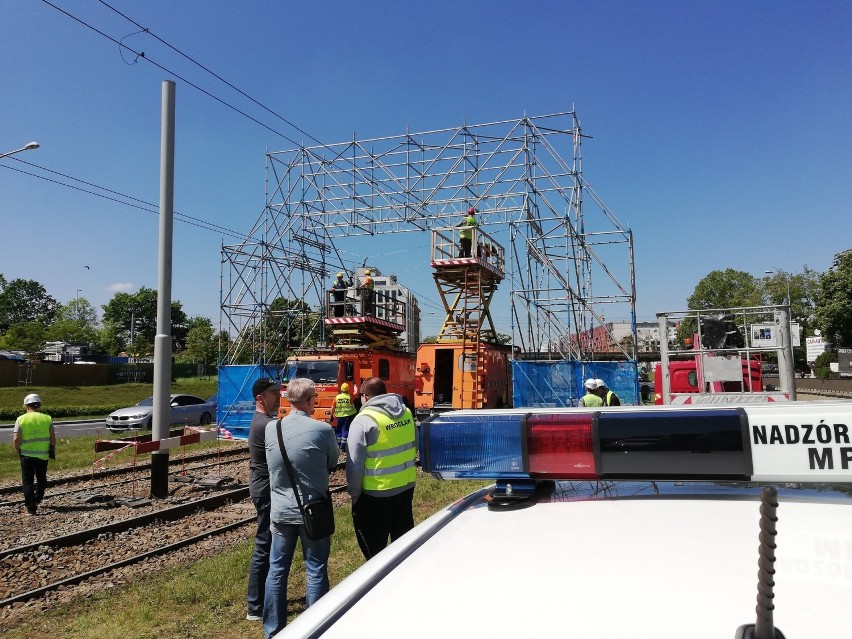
[246,377,281,622]
[263,377,338,638]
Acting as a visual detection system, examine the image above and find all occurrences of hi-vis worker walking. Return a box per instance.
[345,377,417,559]
[13,393,55,515]
[332,383,357,450]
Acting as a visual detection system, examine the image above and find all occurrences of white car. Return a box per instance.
[105,394,216,432]
[279,402,852,638]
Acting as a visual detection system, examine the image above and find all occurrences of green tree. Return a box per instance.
[100,287,190,354]
[813,250,852,348]
[45,298,99,345]
[813,350,837,380]
[0,321,47,358]
[0,277,59,332]
[762,266,820,322]
[688,269,763,310]
[179,316,220,371]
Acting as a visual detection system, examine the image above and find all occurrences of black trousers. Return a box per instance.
[459,238,472,258]
[20,454,48,512]
[351,487,415,560]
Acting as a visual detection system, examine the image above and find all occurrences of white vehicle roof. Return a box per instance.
[279,401,852,638]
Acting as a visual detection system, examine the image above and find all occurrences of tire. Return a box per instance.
[199,412,212,426]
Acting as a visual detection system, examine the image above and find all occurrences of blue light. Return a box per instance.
[421,413,528,479]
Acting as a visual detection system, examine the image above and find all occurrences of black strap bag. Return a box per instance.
[275,419,335,541]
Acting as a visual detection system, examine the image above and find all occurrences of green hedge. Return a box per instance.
[0,404,127,421]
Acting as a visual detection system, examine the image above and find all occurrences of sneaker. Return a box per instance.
[245,614,262,622]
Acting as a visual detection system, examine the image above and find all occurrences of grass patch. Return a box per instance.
[0,379,218,421]
[4,474,489,639]
[0,433,242,483]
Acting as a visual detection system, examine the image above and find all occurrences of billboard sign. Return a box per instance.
[806,336,828,363]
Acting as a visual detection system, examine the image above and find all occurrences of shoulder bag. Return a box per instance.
[275,419,335,540]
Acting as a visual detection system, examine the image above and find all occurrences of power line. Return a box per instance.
[40,0,303,146]
[1,159,251,241]
[96,0,323,147]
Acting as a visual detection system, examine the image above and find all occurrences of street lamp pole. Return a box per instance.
[75,289,82,320]
[0,141,40,160]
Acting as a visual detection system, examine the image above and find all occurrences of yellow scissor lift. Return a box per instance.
[414,226,511,414]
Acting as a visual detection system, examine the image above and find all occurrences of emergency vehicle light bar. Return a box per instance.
[419,403,852,483]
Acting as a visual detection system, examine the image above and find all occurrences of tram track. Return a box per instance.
[0,462,348,609]
[0,444,249,499]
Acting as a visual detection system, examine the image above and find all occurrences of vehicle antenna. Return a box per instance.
[735,486,786,639]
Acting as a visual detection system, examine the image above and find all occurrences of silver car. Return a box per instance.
[105,394,216,432]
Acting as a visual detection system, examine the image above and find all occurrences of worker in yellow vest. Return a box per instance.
[578,378,603,407]
[457,207,478,257]
[13,393,56,515]
[332,383,357,450]
[345,376,417,559]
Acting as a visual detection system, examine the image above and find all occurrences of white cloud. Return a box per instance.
[107,282,135,293]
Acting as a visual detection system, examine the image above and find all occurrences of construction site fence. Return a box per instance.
[511,360,640,408]
[217,364,281,439]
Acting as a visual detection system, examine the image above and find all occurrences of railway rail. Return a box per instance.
[0,462,347,610]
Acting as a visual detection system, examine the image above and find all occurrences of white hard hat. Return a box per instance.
[23,393,42,406]
[584,378,598,390]
[595,379,607,389]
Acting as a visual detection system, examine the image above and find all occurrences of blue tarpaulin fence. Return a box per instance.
[511,360,639,407]
[217,365,280,439]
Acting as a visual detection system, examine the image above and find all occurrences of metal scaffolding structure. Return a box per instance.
[220,111,636,364]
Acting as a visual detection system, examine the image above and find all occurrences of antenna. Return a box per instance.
[735,486,787,639]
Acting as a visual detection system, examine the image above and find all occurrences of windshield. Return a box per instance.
[283,359,339,384]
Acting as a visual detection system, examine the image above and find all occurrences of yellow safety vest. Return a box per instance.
[360,407,416,492]
[579,392,603,407]
[18,411,52,460]
[458,215,478,239]
[333,393,357,417]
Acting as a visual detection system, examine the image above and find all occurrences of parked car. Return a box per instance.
[105,394,215,432]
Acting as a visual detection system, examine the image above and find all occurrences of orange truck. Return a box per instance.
[278,348,416,421]
[414,342,511,418]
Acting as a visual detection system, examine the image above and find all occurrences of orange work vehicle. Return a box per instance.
[415,224,510,418]
[278,348,415,421]
[414,341,511,417]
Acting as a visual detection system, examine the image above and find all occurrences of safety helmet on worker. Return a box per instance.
[595,379,607,390]
[336,272,344,278]
[468,207,476,214]
[340,383,350,393]
[583,378,598,390]
[365,269,372,275]
[23,393,42,406]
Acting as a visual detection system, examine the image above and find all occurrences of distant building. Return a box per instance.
[42,341,91,363]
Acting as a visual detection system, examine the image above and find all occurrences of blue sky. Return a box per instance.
[2,1,851,338]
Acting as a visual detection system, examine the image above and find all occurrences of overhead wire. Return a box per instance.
[2,158,252,241]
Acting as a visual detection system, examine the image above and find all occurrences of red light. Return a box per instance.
[527,414,597,479]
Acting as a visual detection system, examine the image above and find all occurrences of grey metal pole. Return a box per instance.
[151,80,176,499]
[657,313,671,403]
[777,307,797,401]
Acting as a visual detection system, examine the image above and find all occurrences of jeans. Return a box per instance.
[263,522,331,639]
[334,415,353,450]
[247,493,271,617]
[20,455,48,513]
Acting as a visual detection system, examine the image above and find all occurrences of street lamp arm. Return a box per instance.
[0,142,40,160]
